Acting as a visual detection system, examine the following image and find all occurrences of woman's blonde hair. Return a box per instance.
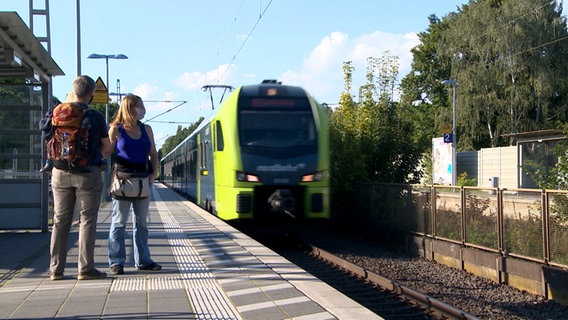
[64,91,76,102]
[110,93,143,127]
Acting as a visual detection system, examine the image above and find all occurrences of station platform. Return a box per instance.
[0,183,382,319]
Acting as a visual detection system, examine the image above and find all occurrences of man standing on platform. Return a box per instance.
[42,75,112,280]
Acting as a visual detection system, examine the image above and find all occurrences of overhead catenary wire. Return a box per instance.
[190,1,273,120]
[146,121,193,124]
[143,100,188,124]
[122,2,273,134]
[231,0,274,63]
[211,1,247,76]
[210,0,274,84]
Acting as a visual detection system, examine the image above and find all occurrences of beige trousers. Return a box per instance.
[50,167,103,275]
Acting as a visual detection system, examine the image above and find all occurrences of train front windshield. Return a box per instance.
[238,97,317,149]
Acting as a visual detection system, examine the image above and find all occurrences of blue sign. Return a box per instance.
[443,133,453,143]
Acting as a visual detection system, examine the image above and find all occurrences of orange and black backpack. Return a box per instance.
[46,102,90,171]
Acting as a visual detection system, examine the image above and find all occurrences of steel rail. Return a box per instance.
[307,244,480,320]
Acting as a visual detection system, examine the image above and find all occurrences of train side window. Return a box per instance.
[216,120,224,151]
[200,141,208,175]
[189,149,197,180]
[200,143,204,169]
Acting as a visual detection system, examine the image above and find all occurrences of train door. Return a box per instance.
[197,124,215,212]
[196,133,202,206]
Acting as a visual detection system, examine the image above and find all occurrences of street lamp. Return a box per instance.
[87,53,128,201]
[441,79,457,186]
[87,53,128,123]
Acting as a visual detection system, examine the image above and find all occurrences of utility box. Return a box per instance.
[489,177,499,195]
[489,177,499,188]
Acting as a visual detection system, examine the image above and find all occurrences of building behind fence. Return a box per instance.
[457,129,565,190]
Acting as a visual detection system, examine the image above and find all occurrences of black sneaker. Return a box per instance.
[77,268,107,280]
[110,265,124,275]
[137,263,162,271]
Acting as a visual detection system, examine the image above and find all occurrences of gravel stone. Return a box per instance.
[303,224,568,320]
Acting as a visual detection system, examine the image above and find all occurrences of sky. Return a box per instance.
[6,1,464,149]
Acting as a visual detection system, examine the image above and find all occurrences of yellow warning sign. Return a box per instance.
[92,77,109,104]
[441,123,451,135]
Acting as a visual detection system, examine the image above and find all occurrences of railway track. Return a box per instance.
[258,233,477,320]
[231,218,568,319]
[305,243,478,320]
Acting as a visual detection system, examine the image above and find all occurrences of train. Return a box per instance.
[160,80,330,221]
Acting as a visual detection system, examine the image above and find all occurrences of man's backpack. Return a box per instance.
[46,102,90,171]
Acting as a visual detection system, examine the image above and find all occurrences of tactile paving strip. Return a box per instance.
[109,198,241,319]
[111,277,186,291]
[121,187,341,320]
[156,196,242,319]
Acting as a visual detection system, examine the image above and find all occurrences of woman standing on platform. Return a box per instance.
[107,94,161,275]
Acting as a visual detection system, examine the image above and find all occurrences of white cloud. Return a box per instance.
[162,91,176,101]
[279,32,348,103]
[278,30,420,103]
[133,83,160,100]
[149,29,422,140]
[174,64,235,90]
[304,31,349,74]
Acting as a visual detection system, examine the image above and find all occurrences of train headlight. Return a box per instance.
[236,171,260,182]
[301,171,324,182]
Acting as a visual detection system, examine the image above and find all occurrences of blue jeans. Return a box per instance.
[108,191,154,268]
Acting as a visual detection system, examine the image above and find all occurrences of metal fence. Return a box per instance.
[354,183,568,269]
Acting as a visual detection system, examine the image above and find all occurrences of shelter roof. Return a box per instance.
[0,12,64,83]
[502,129,565,143]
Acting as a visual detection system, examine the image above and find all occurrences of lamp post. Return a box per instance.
[87,53,128,201]
[87,53,128,123]
[442,79,457,186]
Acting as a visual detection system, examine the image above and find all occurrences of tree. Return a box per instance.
[437,0,568,150]
[90,102,119,122]
[329,56,422,210]
[158,117,204,156]
[358,53,419,182]
[401,0,568,155]
[399,14,452,154]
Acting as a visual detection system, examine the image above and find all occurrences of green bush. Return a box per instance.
[457,172,477,187]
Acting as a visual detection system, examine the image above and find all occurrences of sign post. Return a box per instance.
[92,76,111,201]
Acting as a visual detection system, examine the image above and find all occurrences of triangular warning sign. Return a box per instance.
[95,77,107,90]
[92,76,109,104]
